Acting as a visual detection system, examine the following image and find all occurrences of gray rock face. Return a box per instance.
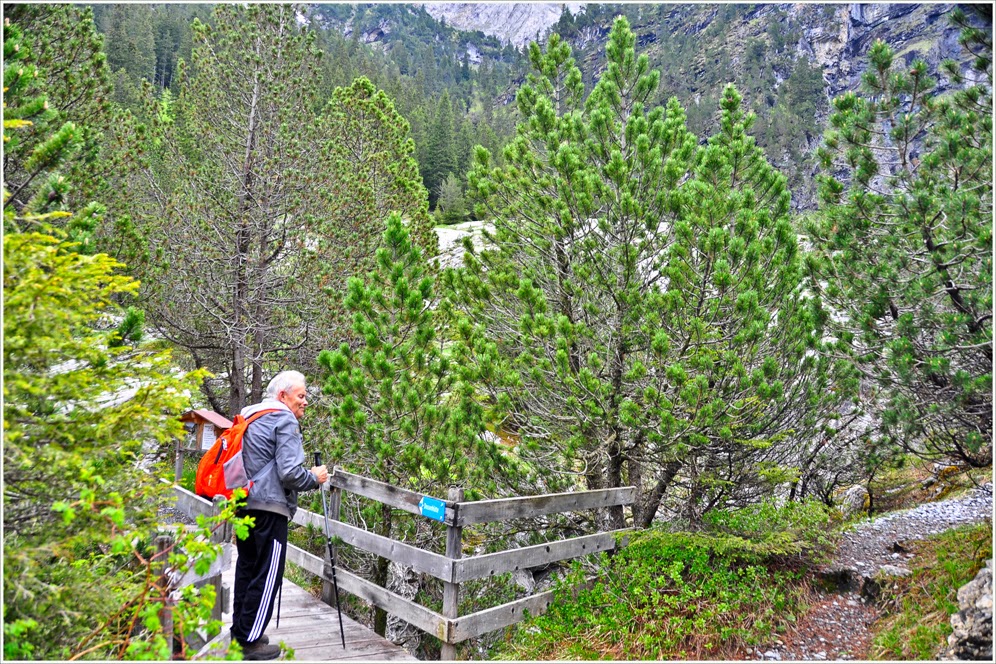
[421,2,584,46]
[941,559,993,661]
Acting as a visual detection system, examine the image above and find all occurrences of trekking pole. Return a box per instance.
[314,452,347,649]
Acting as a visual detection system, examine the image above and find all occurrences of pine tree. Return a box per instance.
[436,172,468,223]
[809,23,992,467]
[456,19,842,528]
[296,76,437,364]
[3,16,220,658]
[115,4,324,413]
[103,4,157,85]
[318,213,500,636]
[2,5,115,222]
[425,89,458,207]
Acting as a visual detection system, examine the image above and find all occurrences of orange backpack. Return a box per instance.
[195,409,279,500]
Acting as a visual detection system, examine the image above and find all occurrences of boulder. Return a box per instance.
[941,559,993,661]
[840,485,869,518]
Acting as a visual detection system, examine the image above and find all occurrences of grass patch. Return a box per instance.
[869,521,992,660]
[497,500,836,660]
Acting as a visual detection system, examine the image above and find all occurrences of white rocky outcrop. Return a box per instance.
[421,2,585,47]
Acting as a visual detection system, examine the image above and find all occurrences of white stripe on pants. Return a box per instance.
[248,539,283,643]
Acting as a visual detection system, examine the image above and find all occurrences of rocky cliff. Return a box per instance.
[420,2,585,46]
[306,3,990,208]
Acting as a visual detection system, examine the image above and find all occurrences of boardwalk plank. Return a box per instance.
[221,547,416,661]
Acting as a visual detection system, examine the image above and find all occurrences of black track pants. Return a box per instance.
[231,509,288,645]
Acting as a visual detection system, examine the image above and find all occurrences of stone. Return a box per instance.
[512,568,535,594]
[940,559,993,661]
[762,650,781,660]
[877,565,912,578]
[840,485,869,518]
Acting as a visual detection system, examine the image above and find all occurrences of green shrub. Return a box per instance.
[704,498,839,564]
[498,529,809,660]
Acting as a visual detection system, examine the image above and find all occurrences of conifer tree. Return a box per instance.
[318,213,500,636]
[2,4,114,223]
[809,22,992,467]
[103,4,157,85]
[118,4,324,413]
[315,76,435,275]
[456,19,841,528]
[425,89,458,207]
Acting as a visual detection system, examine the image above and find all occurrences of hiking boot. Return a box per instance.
[242,641,280,661]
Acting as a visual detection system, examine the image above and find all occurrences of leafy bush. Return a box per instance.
[499,528,810,660]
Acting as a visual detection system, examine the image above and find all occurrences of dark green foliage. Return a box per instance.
[2,4,124,214]
[810,31,992,467]
[318,212,500,494]
[703,498,838,563]
[3,3,152,262]
[499,526,812,659]
[558,4,830,205]
[436,172,468,223]
[424,90,459,207]
[110,305,145,348]
[102,4,156,85]
[302,75,436,354]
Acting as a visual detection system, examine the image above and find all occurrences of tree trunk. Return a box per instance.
[635,461,681,529]
[230,47,261,413]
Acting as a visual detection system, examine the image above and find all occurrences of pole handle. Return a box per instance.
[314,451,322,467]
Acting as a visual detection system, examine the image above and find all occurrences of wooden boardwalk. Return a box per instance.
[221,550,416,661]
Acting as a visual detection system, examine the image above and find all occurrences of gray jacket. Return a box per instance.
[240,400,319,520]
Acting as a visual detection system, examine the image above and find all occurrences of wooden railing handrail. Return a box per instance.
[328,469,457,524]
[453,486,636,526]
[168,467,636,658]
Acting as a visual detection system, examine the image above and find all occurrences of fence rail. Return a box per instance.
[171,467,634,658]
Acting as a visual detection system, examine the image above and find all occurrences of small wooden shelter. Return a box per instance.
[176,410,233,481]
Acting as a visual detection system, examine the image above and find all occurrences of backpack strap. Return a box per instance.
[244,408,281,424]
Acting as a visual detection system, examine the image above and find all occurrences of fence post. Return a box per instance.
[440,487,464,660]
[321,485,343,607]
[210,496,231,620]
[154,534,175,657]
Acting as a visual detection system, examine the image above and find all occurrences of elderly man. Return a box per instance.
[230,370,329,660]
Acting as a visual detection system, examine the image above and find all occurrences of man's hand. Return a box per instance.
[311,465,329,485]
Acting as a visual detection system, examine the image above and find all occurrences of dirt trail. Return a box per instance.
[746,483,993,661]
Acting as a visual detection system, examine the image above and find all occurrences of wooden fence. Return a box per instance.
[171,471,634,659]
[287,469,633,659]
[156,492,234,657]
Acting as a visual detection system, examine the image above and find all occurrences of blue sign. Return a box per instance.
[418,495,447,522]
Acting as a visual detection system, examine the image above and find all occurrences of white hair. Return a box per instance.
[266,370,306,399]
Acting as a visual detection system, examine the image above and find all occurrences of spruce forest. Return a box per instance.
[3,3,992,661]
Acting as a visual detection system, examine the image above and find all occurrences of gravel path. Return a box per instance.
[748,482,993,661]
